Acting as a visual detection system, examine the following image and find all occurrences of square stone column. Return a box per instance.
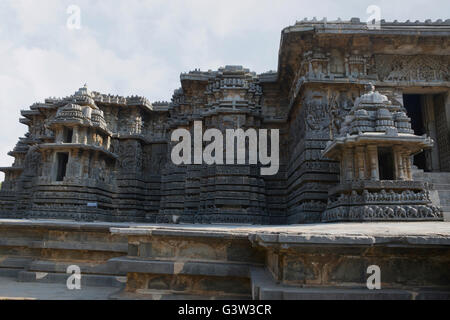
[422,95,440,171]
[55,128,64,144]
[403,153,412,180]
[72,126,80,144]
[367,145,379,181]
[394,146,406,181]
[355,146,365,180]
[343,148,354,182]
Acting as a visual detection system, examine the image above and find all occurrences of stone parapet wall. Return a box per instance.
[0,219,449,299]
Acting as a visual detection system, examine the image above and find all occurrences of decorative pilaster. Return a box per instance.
[343,148,354,182]
[394,146,406,181]
[73,126,80,144]
[403,154,412,180]
[367,145,379,181]
[356,146,365,180]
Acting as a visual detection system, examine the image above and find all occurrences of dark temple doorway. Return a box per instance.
[403,94,427,171]
[378,147,395,180]
[56,153,69,182]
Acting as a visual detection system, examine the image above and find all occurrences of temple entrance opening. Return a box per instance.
[378,147,395,180]
[403,94,427,171]
[403,93,449,172]
[56,152,69,182]
[63,128,73,143]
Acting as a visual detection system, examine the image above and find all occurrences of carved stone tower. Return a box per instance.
[322,84,443,222]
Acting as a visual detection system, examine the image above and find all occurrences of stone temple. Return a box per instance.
[0,18,449,300]
[1,18,449,225]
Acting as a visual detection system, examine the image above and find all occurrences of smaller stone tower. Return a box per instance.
[322,84,443,222]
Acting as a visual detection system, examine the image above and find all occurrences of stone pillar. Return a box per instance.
[356,146,365,180]
[42,151,53,180]
[343,148,354,182]
[446,91,450,142]
[106,135,111,150]
[438,91,450,171]
[81,150,90,179]
[81,127,88,144]
[55,128,64,144]
[422,95,440,171]
[344,56,349,77]
[367,145,379,181]
[73,126,80,144]
[403,153,412,180]
[66,150,75,178]
[394,146,406,181]
[51,152,58,180]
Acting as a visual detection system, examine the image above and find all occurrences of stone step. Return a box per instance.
[17,270,126,288]
[443,209,450,222]
[128,236,265,265]
[0,257,32,269]
[435,189,450,207]
[433,186,450,194]
[250,267,450,300]
[109,289,251,300]
[27,260,125,277]
[422,173,450,184]
[0,268,22,278]
[437,197,450,206]
[110,256,254,298]
[0,257,32,278]
[110,256,255,278]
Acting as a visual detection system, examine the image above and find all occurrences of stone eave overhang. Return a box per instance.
[38,143,118,159]
[106,221,450,247]
[180,73,212,82]
[151,103,171,112]
[79,101,153,113]
[262,116,288,124]
[20,110,42,119]
[112,133,167,145]
[49,119,112,136]
[329,180,429,195]
[28,93,155,115]
[167,108,262,127]
[30,103,57,111]
[8,150,27,157]
[19,118,31,126]
[283,24,450,36]
[277,19,450,93]
[0,166,24,172]
[323,133,433,159]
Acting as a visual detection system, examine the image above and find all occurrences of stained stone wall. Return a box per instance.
[1,19,450,224]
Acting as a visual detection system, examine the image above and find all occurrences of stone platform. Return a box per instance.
[0,219,449,300]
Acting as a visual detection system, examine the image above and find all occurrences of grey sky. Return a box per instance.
[0,0,448,180]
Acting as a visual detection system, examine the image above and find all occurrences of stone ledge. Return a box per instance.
[17,271,126,288]
[110,257,254,278]
[250,267,450,300]
[1,219,450,246]
[112,222,450,246]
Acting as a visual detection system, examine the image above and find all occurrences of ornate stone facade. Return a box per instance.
[322,84,442,221]
[1,18,449,223]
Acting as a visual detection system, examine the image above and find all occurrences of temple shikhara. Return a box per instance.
[0,18,449,300]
